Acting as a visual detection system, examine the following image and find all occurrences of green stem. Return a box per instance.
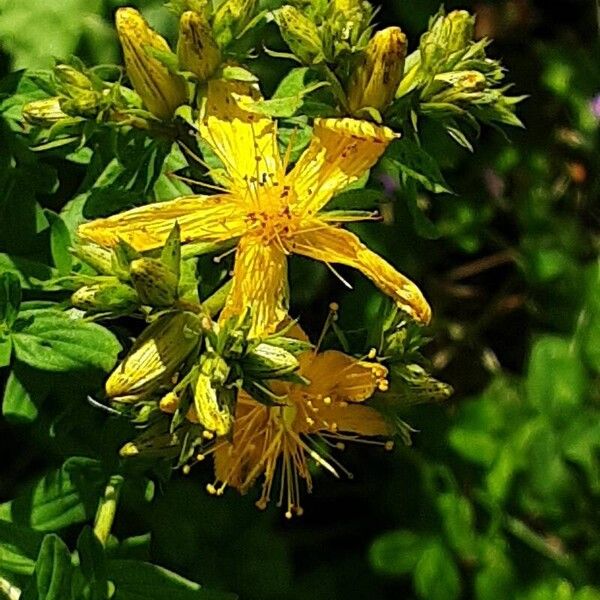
[93,475,124,546]
[504,516,581,578]
[202,280,233,317]
[0,576,21,600]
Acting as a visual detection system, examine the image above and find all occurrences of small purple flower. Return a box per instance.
[378,173,399,198]
[589,94,600,119]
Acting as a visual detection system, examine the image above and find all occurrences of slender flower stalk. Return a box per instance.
[78,80,431,338]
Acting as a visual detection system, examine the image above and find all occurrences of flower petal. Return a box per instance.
[290,221,431,324]
[219,236,289,338]
[77,194,246,252]
[288,118,398,216]
[311,403,391,437]
[198,80,282,198]
[299,350,387,402]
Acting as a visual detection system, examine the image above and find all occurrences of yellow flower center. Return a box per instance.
[244,184,301,245]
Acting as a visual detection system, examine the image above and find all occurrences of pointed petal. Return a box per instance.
[299,350,387,402]
[198,80,282,197]
[288,118,398,216]
[77,194,246,252]
[290,222,431,324]
[219,236,289,338]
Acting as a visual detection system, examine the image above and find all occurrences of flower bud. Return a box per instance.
[436,70,486,92]
[106,311,201,402]
[420,9,474,72]
[130,258,178,307]
[22,97,68,126]
[60,90,103,118]
[445,10,475,55]
[213,0,257,48]
[329,0,372,48]
[193,355,233,435]
[54,64,93,90]
[347,27,407,115]
[115,7,187,120]
[177,11,221,81]
[71,281,138,313]
[273,5,324,65]
[242,342,299,379]
[72,240,116,276]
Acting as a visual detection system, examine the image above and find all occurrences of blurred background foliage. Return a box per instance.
[0,0,599,599]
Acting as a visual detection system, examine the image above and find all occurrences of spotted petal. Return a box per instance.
[289,221,431,324]
[198,80,282,199]
[219,234,289,338]
[77,194,246,252]
[288,118,398,216]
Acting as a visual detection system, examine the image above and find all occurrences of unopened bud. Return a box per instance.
[73,240,120,276]
[130,258,178,307]
[177,11,221,81]
[22,97,68,126]
[347,26,407,115]
[106,311,201,402]
[436,70,486,92]
[54,64,93,90]
[273,5,324,65]
[243,342,299,379]
[159,391,179,413]
[60,90,102,118]
[421,9,475,72]
[213,0,257,48]
[329,0,373,48]
[71,281,138,313]
[445,10,475,55]
[116,7,187,120]
[193,355,233,435]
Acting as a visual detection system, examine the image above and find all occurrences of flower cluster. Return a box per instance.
[21,0,518,514]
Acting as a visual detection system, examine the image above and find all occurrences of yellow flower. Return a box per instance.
[163,345,392,516]
[116,7,187,120]
[77,79,431,337]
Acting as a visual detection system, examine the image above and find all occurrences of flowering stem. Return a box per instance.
[202,280,233,317]
[93,475,124,546]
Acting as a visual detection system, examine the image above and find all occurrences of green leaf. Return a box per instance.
[77,527,109,600]
[0,271,21,327]
[436,493,477,559]
[0,457,106,531]
[12,309,121,372]
[0,519,44,576]
[388,138,452,194]
[526,336,586,414]
[21,534,73,600]
[47,212,73,276]
[0,332,11,367]
[474,540,515,600]
[2,367,45,423]
[413,541,460,600]
[0,253,58,290]
[448,428,498,467]
[107,559,237,600]
[369,530,428,575]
